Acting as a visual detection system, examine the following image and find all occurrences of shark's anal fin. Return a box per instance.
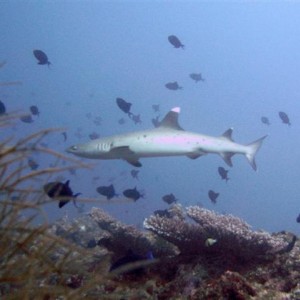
[220,152,234,167]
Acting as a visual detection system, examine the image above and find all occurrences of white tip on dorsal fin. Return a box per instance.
[158,107,183,130]
[171,107,181,113]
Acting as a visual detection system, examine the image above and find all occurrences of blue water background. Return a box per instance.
[1,1,299,235]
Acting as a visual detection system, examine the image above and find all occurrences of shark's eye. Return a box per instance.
[71,145,78,151]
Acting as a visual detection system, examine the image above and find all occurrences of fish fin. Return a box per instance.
[187,147,207,159]
[59,199,70,208]
[64,180,70,187]
[125,158,142,167]
[221,128,234,141]
[110,146,135,156]
[186,153,203,159]
[245,135,267,171]
[72,194,82,208]
[220,152,234,167]
[158,107,183,130]
[109,146,141,166]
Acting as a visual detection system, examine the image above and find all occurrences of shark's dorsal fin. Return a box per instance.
[221,128,234,142]
[158,107,183,130]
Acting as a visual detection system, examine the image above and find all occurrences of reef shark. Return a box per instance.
[66,107,267,170]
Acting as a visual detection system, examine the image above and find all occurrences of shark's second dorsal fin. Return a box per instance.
[221,128,234,142]
[158,107,183,130]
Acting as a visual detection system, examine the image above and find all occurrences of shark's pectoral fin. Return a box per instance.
[125,158,142,167]
[109,145,135,156]
[220,152,234,167]
[110,146,142,167]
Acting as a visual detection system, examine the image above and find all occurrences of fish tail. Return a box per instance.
[245,135,267,171]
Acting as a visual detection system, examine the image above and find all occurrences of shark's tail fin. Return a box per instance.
[245,135,267,171]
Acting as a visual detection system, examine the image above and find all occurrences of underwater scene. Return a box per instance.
[1,1,300,299]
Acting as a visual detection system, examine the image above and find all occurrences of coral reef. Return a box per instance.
[46,205,300,299]
[89,207,178,258]
[144,205,289,263]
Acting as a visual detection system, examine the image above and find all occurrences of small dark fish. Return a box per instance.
[279,111,291,126]
[87,239,97,248]
[123,187,143,201]
[0,61,7,69]
[33,49,51,66]
[43,180,80,208]
[218,167,229,182]
[93,116,102,126]
[20,114,34,123]
[189,73,204,83]
[152,104,160,113]
[154,209,172,218]
[116,98,133,117]
[0,81,22,87]
[0,100,6,115]
[297,214,300,223]
[131,114,142,125]
[162,193,177,205]
[89,132,100,140]
[165,81,182,90]
[168,35,184,49]
[118,118,126,125]
[130,169,139,180]
[261,116,270,125]
[110,249,152,274]
[151,116,161,128]
[208,190,219,204]
[62,132,67,142]
[68,168,77,176]
[28,158,39,170]
[30,105,40,116]
[96,184,117,200]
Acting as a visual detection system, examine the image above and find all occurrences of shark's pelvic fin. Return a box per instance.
[158,107,183,130]
[186,153,203,159]
[245,135,268,171]
[125,158,142,167]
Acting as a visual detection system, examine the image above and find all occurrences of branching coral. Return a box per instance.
[144,204,289,261]
[89,207,178,258]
